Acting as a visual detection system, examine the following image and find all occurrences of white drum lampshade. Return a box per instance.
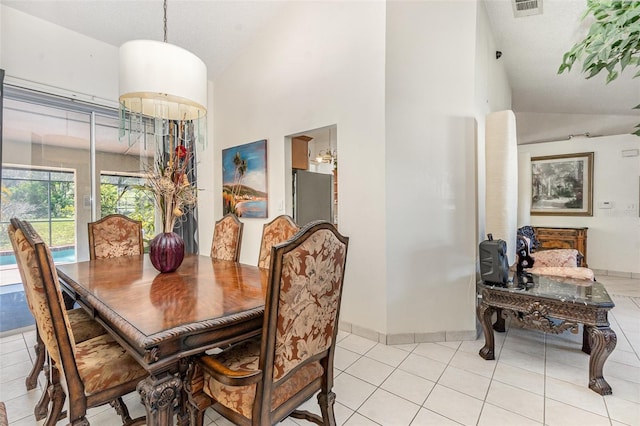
[485,110,518,265]
[119,40,207,121]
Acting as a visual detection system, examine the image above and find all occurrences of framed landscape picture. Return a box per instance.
[222,139,268,218]
[531,152,594,216]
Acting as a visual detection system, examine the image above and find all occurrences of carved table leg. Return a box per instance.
[477,302,496,360]
[493,308,506,333]
[137,373,182,426]
[582,324,591,354]
[586,326,617,395]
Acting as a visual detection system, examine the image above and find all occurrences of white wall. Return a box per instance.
[1,6,118,105]
[385,1,476,337]
[518,134,640,275]
[210,2,388,333]
[384,1,511,338]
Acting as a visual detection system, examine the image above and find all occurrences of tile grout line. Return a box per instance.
[412,341,483,426]
[475,322,510,426]
[335,338,394,424]
[609,296,640,364]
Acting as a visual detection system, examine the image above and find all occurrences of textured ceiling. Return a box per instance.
[484,0,639,116]
[3,0,639,141]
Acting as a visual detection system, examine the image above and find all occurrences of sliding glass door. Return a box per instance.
[0,87,154,333]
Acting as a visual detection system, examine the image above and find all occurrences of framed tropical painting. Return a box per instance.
[530,152,593,216]
[222,139,268,218]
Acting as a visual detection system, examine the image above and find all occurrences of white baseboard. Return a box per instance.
[338,321,478,345]
[592,269,640,279]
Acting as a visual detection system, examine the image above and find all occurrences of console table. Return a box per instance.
[533,226,588,267]
[477,273,616,395]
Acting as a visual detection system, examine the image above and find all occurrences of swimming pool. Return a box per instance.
[0,246,76,266]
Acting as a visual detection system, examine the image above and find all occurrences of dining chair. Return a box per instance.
[88,214,144,260]
[211,213,244,262]
[8,223,107,424]
[186,220,349,425]
[10,218,147,426]
[257,215,299,269]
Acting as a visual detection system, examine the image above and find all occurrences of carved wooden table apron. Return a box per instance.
[477,273,616,395]
[57,255,269,425]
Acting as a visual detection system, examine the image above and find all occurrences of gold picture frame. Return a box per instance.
[531,152,594,216]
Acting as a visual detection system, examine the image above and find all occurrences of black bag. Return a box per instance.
[479,234,509,284]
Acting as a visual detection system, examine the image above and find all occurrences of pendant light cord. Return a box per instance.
[163,0,168,43]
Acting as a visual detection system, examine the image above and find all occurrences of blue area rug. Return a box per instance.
[0,283,35,332]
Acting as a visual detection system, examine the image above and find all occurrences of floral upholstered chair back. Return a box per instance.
[266,221,349,383]
[211,214,244,262]
[257,215,299,269]
[88,214,144,260]
[8,219,76,366]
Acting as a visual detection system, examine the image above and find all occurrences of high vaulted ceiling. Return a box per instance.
[3,0,639,142]
[485,0,638,116]
[484,0,640,142]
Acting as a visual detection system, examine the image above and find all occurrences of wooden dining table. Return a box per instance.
[56,254,269,425]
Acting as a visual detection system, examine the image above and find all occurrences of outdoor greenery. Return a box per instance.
[100,179,155,242]
[0,220,75,252]
[558,0,640,135]
[7,181,75,218]
[1,172,155,252]
[1,168,76,251]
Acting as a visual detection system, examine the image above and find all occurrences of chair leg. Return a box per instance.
[290,409,323,425]
[110,397,133,424]
[185,391,210,426]
[187,402,206,426]
[26,330,45,391]
[290,391,337,425]
[317,391,336,426]
[183,361,209,426]
[69,417,90,426]
[44,366,66,426]
[33,361,51,421]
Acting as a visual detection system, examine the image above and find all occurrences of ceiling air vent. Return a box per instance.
[512,0,543,17]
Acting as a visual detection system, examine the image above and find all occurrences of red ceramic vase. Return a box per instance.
[149,232,185,273]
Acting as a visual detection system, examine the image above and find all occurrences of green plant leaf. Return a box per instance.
[559,0,640,135]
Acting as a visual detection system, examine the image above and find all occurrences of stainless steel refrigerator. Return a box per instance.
[293,170,333,226]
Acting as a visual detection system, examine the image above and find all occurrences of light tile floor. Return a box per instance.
[1,275,638,425]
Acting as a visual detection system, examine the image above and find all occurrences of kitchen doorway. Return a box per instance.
[288,125,337,227]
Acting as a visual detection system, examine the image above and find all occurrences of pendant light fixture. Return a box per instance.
[119,0,207,147]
